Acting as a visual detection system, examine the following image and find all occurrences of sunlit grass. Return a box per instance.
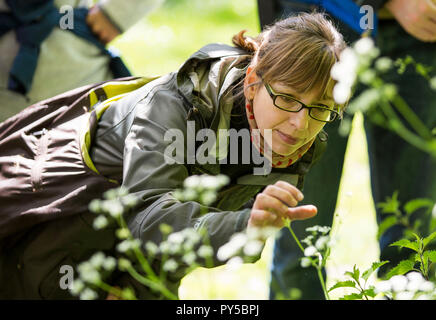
[111,0,379,299]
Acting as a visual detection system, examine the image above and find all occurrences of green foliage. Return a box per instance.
[328,262,388,300]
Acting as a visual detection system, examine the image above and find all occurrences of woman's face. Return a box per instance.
[246,72,334,156]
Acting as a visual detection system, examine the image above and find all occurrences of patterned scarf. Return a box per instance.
[245,101,316,168]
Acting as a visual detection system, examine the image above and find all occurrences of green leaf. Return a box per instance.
[377,191,400,214]
[340,292,364,300]
[403,198,434,216]
[425,250,436,263]
[389,239,420,252]
[328,280,357,292]
[423,231,436,248]
[377,216,398,239]
[362,287,377,298]
[386,260,415,279]
[362,261,390,281]
[345,265,360,282]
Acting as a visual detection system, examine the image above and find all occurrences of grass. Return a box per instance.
[111,0,379,299]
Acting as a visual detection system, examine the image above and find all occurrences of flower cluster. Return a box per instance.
[375,272,436,300]
[144,224,214,272]
[70,251,121,300]
[300,225,332,269]
[173,174,230,206]
[217,227,277,266]
[331,37,382,104]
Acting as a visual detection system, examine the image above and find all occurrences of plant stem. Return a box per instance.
[317,267,330,300]
[286,221,330,300]
[390,95,432,140]
[126,265,178,300]
[379,99,436,156]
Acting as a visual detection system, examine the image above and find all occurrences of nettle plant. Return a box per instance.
[303,35,436,300]
[331,36,436,156]
[71,174,271,300]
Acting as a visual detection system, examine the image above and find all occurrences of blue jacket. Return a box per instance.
[258,0,389,35]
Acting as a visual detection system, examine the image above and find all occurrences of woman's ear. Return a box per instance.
[244,66,260,101]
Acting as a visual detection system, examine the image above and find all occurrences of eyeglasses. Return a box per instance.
[264,82,339,123]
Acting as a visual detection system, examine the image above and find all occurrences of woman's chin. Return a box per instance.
[272,144,298,156]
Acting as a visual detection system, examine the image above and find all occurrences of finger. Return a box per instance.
[275,180,304,202]
[253,193,289,216]
[263,185,298,207]
[249,209,278,227]
[285,205,318,221]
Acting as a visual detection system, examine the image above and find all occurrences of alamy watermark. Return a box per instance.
[164,121,273,175]
[360,5,375,31]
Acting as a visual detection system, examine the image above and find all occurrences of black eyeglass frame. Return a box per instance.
[263,82,340,123]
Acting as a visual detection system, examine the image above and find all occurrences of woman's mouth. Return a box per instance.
[276,130,300,145]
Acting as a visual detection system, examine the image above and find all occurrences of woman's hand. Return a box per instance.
[248,181,317,229]
[86,6,121,44]
[385,0,436,42]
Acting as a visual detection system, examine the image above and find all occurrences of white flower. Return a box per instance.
[225,256,244,271]
[333,82,352,104]
[375,57,393,72]
[419,281,435,292]
[184,175,201,189]
[93,215,108,230]
[396,291,414,300]
[390,275,408,292]
[163,259,178,272]
[198,245,213,258]
[168,232,184,244]
[406,272,424,292]
[80,288,98,300]
[375,280,392,293]
[353,37,374,55]
[300,257,312,268]
[315,236,330,251]
[102,257,116,271]
[104,200,124,218]
[89,252,105,269]
[200,175,219,189]
[304,246,318,257]
[145,241,159,256]
[182,252,197,265]
[243,239,263,256]
[432,203,436,219]
[70,279,85,295]
[217,243,237,261]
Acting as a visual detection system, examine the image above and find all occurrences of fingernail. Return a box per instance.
[298,193,304,201]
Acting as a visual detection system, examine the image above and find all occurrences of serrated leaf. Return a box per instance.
[377,216,398,240]
[362,287,377,298]
[377,191,400,214]
[389,239,420,252]
[425,250,436,263]
[423,231,436,248]
[386,260,415,279]
[362,261,390,281]
[344,265,360,282]
[403,198,434,216]
[328,280,357,292]
[340,292,364,300]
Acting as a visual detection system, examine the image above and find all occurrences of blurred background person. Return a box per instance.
[257,0,436,299]
[0,0,164,121]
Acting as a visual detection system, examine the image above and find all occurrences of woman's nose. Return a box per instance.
[288,107,309,131]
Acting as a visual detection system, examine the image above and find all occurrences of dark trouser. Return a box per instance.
[265,1,436,299]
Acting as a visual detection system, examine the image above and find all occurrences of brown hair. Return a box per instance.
[232,12,347,114]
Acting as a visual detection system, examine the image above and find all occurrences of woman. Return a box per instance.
[0,12,346,299]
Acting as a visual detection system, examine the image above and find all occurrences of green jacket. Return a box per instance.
[0,43,327,299]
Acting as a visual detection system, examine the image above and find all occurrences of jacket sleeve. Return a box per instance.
[97,0,164,33]
[120,86,251,264]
